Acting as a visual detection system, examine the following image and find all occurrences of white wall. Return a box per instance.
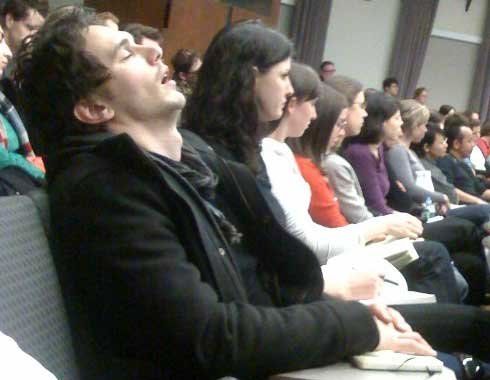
[418,36,480,110]
[324,0,401,89]
[417,0,487,111]
[433,0,486,37]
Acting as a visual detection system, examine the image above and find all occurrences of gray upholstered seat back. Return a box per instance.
[0,195,80,380]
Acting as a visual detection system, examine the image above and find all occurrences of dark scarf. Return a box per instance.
[149,143,242,244]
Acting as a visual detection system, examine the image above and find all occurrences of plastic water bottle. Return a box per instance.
[422,197,436,222]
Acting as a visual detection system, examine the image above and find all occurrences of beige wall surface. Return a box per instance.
[433,0,486,37]
[323,0,401,90]
[418,36,479,111]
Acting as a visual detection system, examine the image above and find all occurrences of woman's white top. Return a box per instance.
[0,331,57,380]
[260,137,365,264]
[470,145,486,172]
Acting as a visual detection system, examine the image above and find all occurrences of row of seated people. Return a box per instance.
[435,104,490,180]
[1,3,490,380]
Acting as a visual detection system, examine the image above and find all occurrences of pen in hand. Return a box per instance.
[380,275,399,286]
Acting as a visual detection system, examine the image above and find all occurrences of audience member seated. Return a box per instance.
[170,48,201,99]
[466,117,488,174]
[0,0,45,106]
[439,104,455,123]
[342,91,402,216]
[122,22,163,52]
[0,0,45,56]
[464,109,480,123]
[413,124,488,206]
[429,109,445,129]
[382,77,399,98]
[413,86,428,105]
[476,119,490,172]
[384,99,448,206]
[0,23,43,195]
[19,11,448,378]
[95,11,119,31]
[319,60,335,81]
[437,113,490,201]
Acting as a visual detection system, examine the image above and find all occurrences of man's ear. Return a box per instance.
[453,139,461,151]
[73,98,114,125]
[423,143,430,153]
[5,13,14,30]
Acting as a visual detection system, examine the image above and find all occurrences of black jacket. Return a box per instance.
[48,132,378,380]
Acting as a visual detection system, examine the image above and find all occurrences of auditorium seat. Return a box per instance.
[0,192,80,379]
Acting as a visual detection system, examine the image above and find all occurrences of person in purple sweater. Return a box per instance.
[343,91,402,216]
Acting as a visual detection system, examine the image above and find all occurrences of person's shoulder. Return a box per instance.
[294,155,316,169]
[419,157,433,168]
[388,143,405,153]
[385,144,407,160]
[436,155,453,166]
[323,153,350,172]
[344,143,373,159]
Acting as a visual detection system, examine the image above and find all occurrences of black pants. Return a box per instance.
[396,303,490,361]
[422,216,488,305]
[401,241,460,303]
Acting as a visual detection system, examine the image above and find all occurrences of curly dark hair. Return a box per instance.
[182,20,293,172]
[15,6,111,152]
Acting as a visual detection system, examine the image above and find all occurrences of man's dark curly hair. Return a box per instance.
[15,6,111,150]
[182,20,293,172]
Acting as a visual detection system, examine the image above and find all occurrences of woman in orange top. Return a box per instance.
[289,84,350,228]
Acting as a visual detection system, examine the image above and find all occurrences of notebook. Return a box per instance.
[352,351,443,372]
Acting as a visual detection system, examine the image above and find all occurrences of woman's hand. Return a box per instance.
[377,213,423,240]
[324,270,384,301]
[370,303,436,355]
[374,318,436,355]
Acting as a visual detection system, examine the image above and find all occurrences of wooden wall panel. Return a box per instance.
[83,0,280,72]
[163,0,280,68]
[84,0,169,29]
